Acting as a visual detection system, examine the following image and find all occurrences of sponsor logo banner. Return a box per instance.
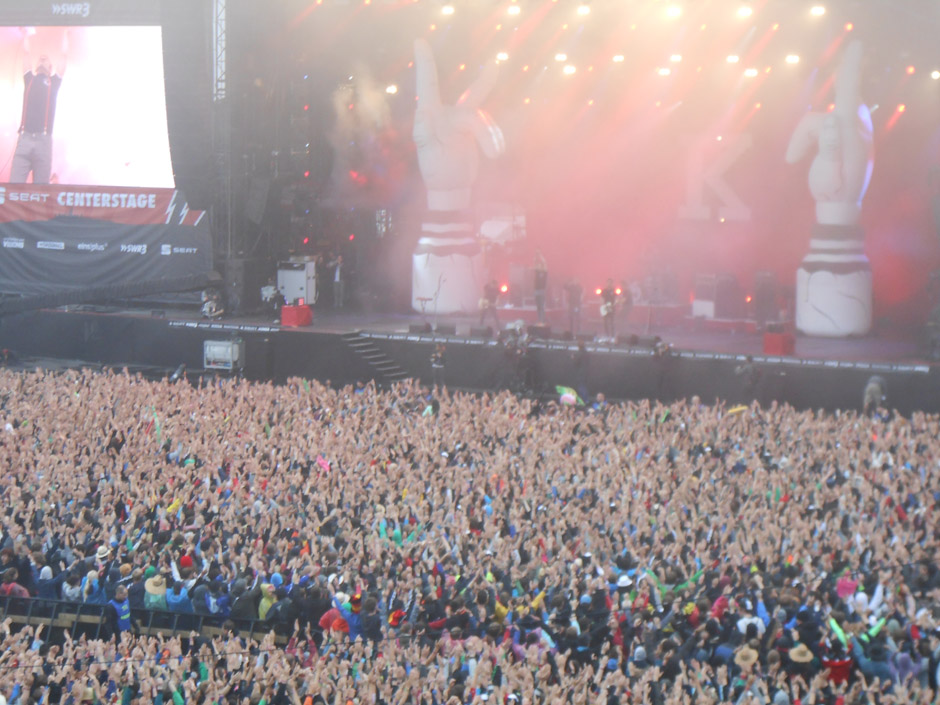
[0,185,205,227]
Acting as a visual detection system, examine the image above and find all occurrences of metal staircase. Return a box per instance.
[340,332,410,385]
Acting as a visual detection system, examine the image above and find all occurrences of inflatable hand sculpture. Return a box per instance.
[411,39,505,314]
[785,41,874,337]
[786,41,873,225]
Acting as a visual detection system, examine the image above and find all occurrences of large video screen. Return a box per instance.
[0,25,174,187]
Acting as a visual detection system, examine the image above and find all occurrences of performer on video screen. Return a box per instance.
[11,29,68,185]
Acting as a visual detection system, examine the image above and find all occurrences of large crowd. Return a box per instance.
[0,367,937,705]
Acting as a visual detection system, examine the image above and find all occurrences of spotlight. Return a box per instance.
[906,65,915,75]
[615,288,622,296]
[612,54,625,63]
[737,6,753,18]
[563,64,576,75]
[726,55,740,63]
[441,4,455,15]
[932,70,940,80]
[577,4,590,16]
[810,5,825,16]
[666,5,682,18]
[496,51,509,61]
[785,54,800,64]
[385,84,398,94]
[500,284,509,294]
[657,67,672,76]
[844,22,853,31]
[595,288,602,296]
[670,54,682,63]
[508,4,520,15]
[744,68,758,77]
[897,104,906,113]
[555,53,568,62]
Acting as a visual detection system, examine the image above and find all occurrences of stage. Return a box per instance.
[0,301,936,414]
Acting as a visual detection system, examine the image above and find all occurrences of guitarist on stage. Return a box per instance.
[600,278,617,338]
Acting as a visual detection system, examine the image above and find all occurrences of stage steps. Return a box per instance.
[340,332,410,384]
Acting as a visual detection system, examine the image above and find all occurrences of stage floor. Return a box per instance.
[2,304,936,413]
[114,303,929,366]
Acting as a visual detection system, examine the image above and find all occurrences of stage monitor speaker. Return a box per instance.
[528,324,551,339]
[470,326,493,338]
[435,324,457,336]
[409,323,432,334]
[632,335,662,349]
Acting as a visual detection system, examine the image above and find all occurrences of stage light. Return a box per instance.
[303,237,310,244]
[459,63,466,71]
[785,54,800,64]
[555,53,568,62]
[595,288,602,296]
[755,102,761,109]
[612,54,625,63]
[563,64,576,75]
[385,84,398,94]
[745,295,752,303]
[349,234,356,241]
[897,104,906,113]
[500,284,509,294]
[496,51,509,62]
[303,170,310,178]
[844,22,853,31]
[744,68,758,77]
[441,4,455,15]
[658,67,672,76]
[670,54,683,63]
[810,5,825,16]
[430,24,436,30]
[726,55,740,64]
[666,6,682,18]
[906,65,915,75]
[524,97,530,104]
[522,64,529,71]
[737,6,753,18]
[303,104,309,111]
[772,22,779,30]
[932,70,940,80]
[587,99,594,106]
[577,4,590,16]
[827,103,835,112]
[716,135,723,141]
[507,4,520,15]
[615,288,622,296]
